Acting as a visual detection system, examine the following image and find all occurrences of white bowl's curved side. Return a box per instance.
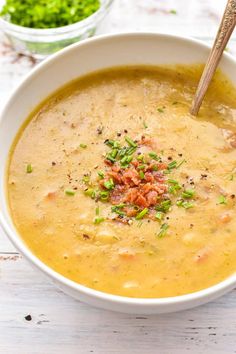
[1,33,236,314]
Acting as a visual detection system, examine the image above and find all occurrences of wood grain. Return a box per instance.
[1,1,236,353]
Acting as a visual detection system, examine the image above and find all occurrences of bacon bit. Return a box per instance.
[122,169,140,186]
[157,163,168,170]
[140,135,153,146]
[45,191,57,200]
[124,207,138,217]
[118,248,136,260]
[104,159,113,166]
[219,212,232,224]
[144,172,154,183]
[146,191,158,206]
[107,171,122,184]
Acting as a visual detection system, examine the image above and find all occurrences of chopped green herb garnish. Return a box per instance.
[152,165,158,171]
[84,188,96,199]
[157,107,164,113]
[170,9,177,14]
[167,160,177,170]
[95,206,100,215]
[111,149,118,158]
[138,164,146,170]
[80,143,87,149]
[139,171,145,179]
[111,204,126,216]
[82,176,90,184]
[94,217,105,224]
[137,154,145,162]
[218,195,227,205]
[229,174,234,181]
[156,200,171,213]
[149,152,159,161]
[104,178,115,190]
[168,179,181,194]
[176,159,186,168]
[65,189,76,196]
[136,208,149,220]
[172,101,178,105]
[98,171,105,179]
[176,200,194,209]
[182,189,195,199]
[125,136,137,148]
[26,164,33,173]
[157,223,169,238]
[99,190,109,201]
[155,212,164,221]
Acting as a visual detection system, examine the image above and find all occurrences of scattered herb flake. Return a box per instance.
[157,223,169,238]
[26,164,33,173]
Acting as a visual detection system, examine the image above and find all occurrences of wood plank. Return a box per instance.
[0,254,236,354]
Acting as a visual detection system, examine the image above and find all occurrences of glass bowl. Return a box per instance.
[0,0,114,59]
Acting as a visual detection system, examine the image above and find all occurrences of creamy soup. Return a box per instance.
[8,66,236,298]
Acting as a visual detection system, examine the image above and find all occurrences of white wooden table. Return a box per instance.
[1,1,236,353]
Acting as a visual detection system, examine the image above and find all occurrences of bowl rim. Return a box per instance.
[0,0,113,35]
[1,32,236,308]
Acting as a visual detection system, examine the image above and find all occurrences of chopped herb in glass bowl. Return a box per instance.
[0,0,114,58]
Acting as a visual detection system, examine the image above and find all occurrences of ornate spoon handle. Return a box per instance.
[191,0,236,116]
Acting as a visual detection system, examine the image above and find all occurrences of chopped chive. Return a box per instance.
[172,101,178,105]
[137,154,145,162]
[104,178,114,190]
[84,188,96,199]
[168,179,181,194]
[218,195,227,205]
[139,171,145,179]
[149,152,159,160]
[82,176,90,184]
[229,174,234,181]
[157,107,164,113]
[152,165,158,171]
[80,143,87,149]
[111,204,126,216]
[111,148,118,158]
[182,189,195,199]
[94,217,105,224]
[105,139,115,147]
[137,164,146,170]
[167,160,177,170]
[155,212,164,221]
[176,159,186,168]
[99,190,109,201]
[98,171,105,179]
[125,136,137,148]
[170,9,177,14]
[95,206,100,215]
[26,164,33,173]
[156,200,171,213]
[136,208,149,220]
[65,189,76,196]
[157,223,169,238]
[106,155,116,163]
[176,200,194,209]
[182,201,194,209]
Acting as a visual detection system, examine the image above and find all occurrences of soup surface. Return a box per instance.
[8,66,236,298]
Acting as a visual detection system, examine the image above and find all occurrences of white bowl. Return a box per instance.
[1,33,236,314]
